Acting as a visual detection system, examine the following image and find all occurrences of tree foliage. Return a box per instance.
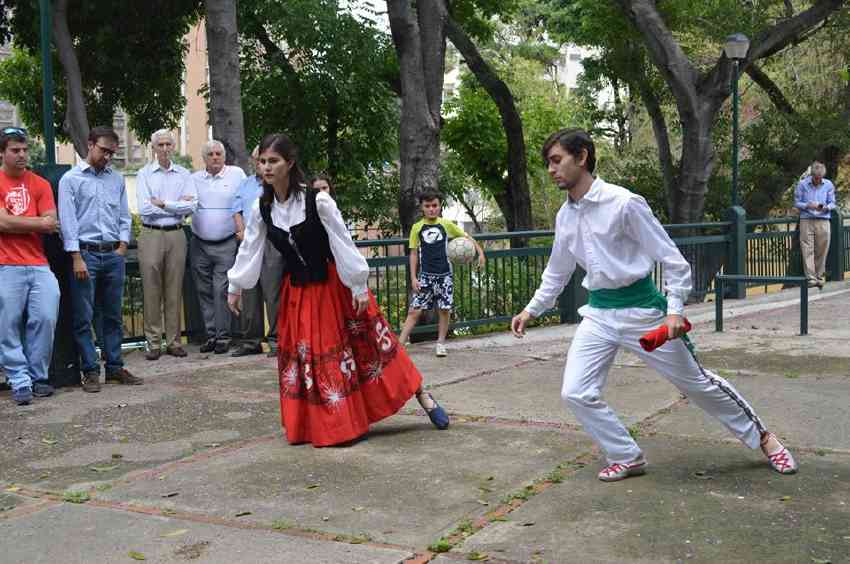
[0,0,202,145]
[238,0,402,230]
[443,49,585,228]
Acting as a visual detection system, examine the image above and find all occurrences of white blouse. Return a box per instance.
[525,177,692,318]
[227,191,370,297]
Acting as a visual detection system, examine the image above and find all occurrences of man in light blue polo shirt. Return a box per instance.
[59,126,143,392]
[794,160,836,289]
[229,147,285,357]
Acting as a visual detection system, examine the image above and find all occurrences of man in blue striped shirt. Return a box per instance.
[59,126,143,392]
[794,160,836,289]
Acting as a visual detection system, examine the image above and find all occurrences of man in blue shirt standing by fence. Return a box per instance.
[794,160,836,289]
[59,126,143,392]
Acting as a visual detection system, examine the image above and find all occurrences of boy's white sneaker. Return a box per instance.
[435,343,448,357]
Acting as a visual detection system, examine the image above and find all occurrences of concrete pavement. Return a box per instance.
[2,281,849,563]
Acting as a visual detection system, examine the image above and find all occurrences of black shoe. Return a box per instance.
[231,344,263,357]
[12,387,32,405]
[145,349,161,361]
[105,368,144,385]
[81,371,101,393]
[165,345,188,357]
[199,339,217,353]
[214,341,230,354]
[32,382,55,397]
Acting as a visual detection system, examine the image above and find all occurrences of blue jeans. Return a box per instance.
[69,250,125,374]
[0,266,60,392]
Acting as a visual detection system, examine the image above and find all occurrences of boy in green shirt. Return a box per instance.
[398,191,485,356]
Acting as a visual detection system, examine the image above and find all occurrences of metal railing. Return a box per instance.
[714,274,808,335]
[745,217,801,288]
[116,213,850,342]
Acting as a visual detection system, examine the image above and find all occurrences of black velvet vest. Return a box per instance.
[259,188,334,286]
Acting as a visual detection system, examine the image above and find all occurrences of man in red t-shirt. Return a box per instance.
[0,127,61,405]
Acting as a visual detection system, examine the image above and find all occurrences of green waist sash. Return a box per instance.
[587,276,668,313]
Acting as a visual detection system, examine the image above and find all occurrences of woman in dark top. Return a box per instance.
[227,133,448,447]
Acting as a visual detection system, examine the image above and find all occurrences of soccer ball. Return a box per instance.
[447,237,477,264]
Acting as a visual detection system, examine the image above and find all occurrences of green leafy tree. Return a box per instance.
[443,55,585,229]
[238,0,401,231]
[1,0,203,156]
[541,0,846,222]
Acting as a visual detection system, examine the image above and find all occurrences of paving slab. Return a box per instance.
[455,437,850,564]
[0,385,280,490]
[414,359,682,427]
[97,416,592,548]
[646,371,850,451]
[0,503,413,564]
[405,348,537,387]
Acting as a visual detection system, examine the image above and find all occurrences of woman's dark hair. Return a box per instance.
[541,128,596,174]
[258,133,307,205]
[310,173,336,197]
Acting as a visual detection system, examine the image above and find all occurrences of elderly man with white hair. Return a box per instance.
[190,140,246,354]
[136,129,196,360]
[794,160,836,289]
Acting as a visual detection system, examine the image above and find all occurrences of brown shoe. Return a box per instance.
[105,368,144,385]
[81,371,101,393]
[165,345,187,358]
[145,349,161,361]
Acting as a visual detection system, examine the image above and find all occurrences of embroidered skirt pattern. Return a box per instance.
[275,264,422,446]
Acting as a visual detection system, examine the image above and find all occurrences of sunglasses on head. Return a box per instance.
[1,127,27,137]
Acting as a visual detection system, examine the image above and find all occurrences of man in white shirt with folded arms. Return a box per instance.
[136,129,196,360]
[190,140,245,355]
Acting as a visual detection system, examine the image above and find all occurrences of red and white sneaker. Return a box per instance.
[760,432,797,474]
[597,458,647,482]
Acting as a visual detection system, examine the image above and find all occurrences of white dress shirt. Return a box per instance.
[136,161,196,226]
[228,191,370,297]
[525,177,692,317]
[191,165,246,241]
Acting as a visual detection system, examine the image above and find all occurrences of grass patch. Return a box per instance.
[784,371,800,379]
[428,538,452,553]
[271,519,292,530]
[62,490,90,504]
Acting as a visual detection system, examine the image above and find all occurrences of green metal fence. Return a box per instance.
[117,212,849,343]
[744,217,801,289]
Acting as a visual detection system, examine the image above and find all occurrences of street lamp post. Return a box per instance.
[723,33,749,209]
[39,0,55,165]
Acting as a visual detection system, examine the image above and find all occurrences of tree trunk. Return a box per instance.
[52,0,88,157]
[204,0,249,172]
[445,17,533,236]
[387,0,447,235]
[634,73,676,218]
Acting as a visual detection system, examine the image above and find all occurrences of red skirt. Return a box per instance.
[275,264,422,447]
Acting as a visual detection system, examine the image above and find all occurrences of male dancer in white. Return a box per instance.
[511,128,797,482]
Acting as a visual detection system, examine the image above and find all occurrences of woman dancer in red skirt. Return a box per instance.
[227,133,449,447]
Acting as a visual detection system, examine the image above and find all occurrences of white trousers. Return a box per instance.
[562,306,764,464]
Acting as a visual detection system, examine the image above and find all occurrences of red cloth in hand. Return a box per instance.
[639,318,692,352]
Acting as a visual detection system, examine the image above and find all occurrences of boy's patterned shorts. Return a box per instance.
[410,272,454,310]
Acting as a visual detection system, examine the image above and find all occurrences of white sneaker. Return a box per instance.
[598,459,647,482]
[435,343,447,357]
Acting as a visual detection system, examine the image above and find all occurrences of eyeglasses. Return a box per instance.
[95,144,117,157]
[1,127,27,137]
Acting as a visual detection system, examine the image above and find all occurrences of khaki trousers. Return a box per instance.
[139,227,187,349]
[799,218,830,283]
